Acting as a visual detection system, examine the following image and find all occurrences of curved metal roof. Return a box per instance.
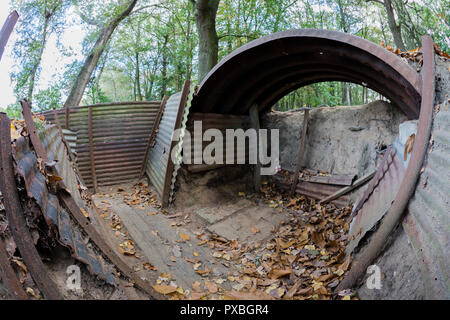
[192,29,422,119]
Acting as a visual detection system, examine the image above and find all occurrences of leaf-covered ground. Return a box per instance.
[95,180,357,300]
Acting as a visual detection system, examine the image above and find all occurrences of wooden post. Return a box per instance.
[88,106,98,193]
[65,105,70,129]
[139,95,168,179]
[290,108,310,196]
[249,104,261,192]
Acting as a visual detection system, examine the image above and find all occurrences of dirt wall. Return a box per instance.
[261,100,408,178]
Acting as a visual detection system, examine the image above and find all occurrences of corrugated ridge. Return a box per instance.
[403,106,450,299]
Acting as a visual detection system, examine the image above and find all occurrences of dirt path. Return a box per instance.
[90,179,354,300]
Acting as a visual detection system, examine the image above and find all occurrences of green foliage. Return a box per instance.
[7,0,448,113]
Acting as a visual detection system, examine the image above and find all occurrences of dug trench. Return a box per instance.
[82,99,409,300]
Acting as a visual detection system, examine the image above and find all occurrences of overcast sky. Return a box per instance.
[0,4,86,111]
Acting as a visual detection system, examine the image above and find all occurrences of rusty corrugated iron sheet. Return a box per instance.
[146,81,192,206]
[184,113,251,173]
[270,172,352,207]
[337,35,435,294]
[168,85,195,204]
[0,10,18,61]
[192,29,421,119]
[41,101,161,189]
[14,130,116,286]
[0,114,63,300]
[403,102,450,299]
[346,146,406,255]
[23,103,160,298]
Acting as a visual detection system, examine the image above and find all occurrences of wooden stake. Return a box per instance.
[249,104,261,192]
[290,108,310,196]
[88,106,98,193]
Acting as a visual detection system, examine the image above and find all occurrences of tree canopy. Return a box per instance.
[5,0,449,117]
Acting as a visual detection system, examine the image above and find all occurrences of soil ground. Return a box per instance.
[89,168,355,300]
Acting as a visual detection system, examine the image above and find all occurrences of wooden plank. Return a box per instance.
[319,171,376,205]
[290,108,310,195]
[249,104,261,192]
[88,106,98,193]
[139,95,168,179]
[300,173,356,186]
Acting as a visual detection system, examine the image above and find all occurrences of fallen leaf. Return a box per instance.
[251,226,259,234]
[152,284,177,295]
[205,281,218,293]
[270,268,292,279]
[179,232,190,241]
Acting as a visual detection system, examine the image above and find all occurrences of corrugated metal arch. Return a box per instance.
[192,29,422,119]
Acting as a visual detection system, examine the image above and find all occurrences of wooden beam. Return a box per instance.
[249,104,261,192]
[139,95,168,179]
[290,108,310,196]
[88,106,98,193]
[319,171,376,205]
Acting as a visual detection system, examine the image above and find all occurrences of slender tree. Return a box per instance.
[64,0,138,108]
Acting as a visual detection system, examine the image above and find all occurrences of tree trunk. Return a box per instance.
[382,0,406,51]
[192,0,220,82]
[160,34,168,99]
[135,51,143,101]
[64,0,137,108]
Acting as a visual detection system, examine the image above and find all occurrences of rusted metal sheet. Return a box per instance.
[146,82,192,206]
[23,105,160,298]
[185,113,251,173]
[346,146,406,255]
[0,237,28,299]
[403,102,450,299]
[192,29,422,120]
[41,101,161,189]
[88,106,98,192]
[271,173,352,208]
[168,84,195,204]
[0,113,62,300]
[140,96,168,178]
[337,35,435,294]
[0,11,18,61]
[14,122,116,286]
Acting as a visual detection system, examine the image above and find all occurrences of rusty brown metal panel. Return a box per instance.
[346,147,406,255]
[337,35,435,294]
[161,81,191,207]
[0,237,28,299]
[140,96,168,178]
[0,114,62,300]
[88,106,98,192]
[21,108,159,297]
[403,102,450,299]
[192,29,421,119]
[146,93,184,201]
[14,128,116,286]
[270,173,351,207]
[184,113,251,173]
[0,11,18,61]
[40,101,161,188]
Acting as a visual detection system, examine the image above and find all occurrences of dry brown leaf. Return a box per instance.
[179,232,190,241]
[143,262,157,271]
[270,268,292,279]
[224,289,273,300]
[152,284,177,295]
[251,226,259,234]
[205,281,218,293]
[192,281,202,293]
[338,255,351,271]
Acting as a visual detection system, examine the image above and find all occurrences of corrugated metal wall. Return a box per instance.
[185,113,251,173]
[403,104,450,299]
[41,101,161,188]
[145,91,186,203]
